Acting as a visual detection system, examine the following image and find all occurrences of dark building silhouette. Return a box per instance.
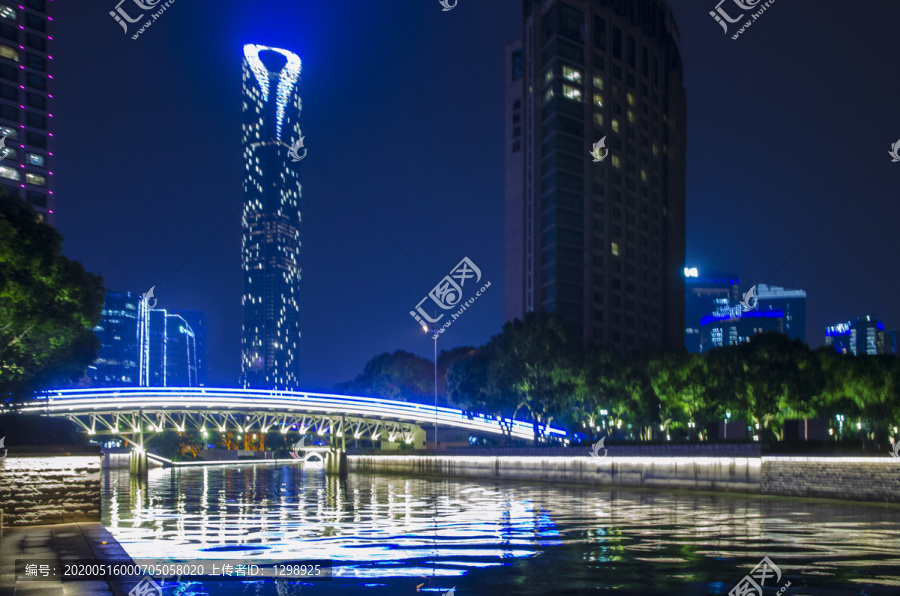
[757,284,806,344]
[504,0,686,349]
[240,44,303,390]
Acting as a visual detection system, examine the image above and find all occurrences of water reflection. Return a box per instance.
[102,464,900,595]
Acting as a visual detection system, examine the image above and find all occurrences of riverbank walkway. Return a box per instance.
[0,522,136,596]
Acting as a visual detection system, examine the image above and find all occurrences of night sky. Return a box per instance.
[51,0,900,390]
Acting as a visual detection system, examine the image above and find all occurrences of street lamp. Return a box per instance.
[421,323,438,450]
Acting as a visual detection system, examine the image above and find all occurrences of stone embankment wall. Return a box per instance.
[761,456,900,502]
[0,455,102,526]
[350,455,760,493]
[350,454,900,503]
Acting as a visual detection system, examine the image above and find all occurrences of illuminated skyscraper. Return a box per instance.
[240,44,302,390]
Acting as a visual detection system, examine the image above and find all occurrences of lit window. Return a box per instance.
[0,165,19,180]
[545,69,553,84]
[0,126,16,139]
[26,152,44,166]
[612,119,620,133]
[652,143,659,156]
[593,93,603,107]
[2,147,17,160]
[563,84,581,101]
[612,155,621,168]
[640,169,647,182]
[593,75,604,90]
[544,87,554,104]
[627,92,635,105]
[593,113,603,126]
[0,44,17,62]
[26,172,45,186]
[627,110,635,123]
[0,7,15,21]
[611,242,620,256]
[562,65,581,83]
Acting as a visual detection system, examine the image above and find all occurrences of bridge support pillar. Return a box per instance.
[129,449,147,477]
[326,450,347,477]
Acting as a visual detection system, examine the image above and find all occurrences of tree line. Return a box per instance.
[339,313,900,448]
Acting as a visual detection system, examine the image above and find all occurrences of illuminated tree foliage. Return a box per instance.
[0,196,105,401]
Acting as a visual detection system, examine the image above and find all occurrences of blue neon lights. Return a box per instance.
[243,44,301,140]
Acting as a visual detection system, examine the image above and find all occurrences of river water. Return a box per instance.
[101,464,900,595]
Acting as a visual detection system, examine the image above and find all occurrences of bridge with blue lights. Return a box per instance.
[22,388,567,446]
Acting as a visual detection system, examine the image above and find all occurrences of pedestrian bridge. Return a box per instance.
[23,387,567,445]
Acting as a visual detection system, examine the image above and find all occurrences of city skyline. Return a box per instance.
[46,0,900,390]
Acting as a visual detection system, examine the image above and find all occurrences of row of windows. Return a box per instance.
[2,184,46,206]
[0,124,46,148]
[0,166,47,185]
[0,103,47,128]
[0,45,47,70]
[0,64,47,89]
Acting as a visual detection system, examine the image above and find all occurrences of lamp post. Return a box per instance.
[421,323,438,450]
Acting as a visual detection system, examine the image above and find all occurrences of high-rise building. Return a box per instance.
[89,292,141,387]
[684,267,738,353]
[826,315,887,356]
[0,0,53,223]
[241,44,302,390]
[91,291,199,387]
[139,305,198,387]
[172,310,209,386]
[757,284,806,344]
[504,0,686,349]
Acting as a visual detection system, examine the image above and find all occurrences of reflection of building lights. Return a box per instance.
[857,422,862,429]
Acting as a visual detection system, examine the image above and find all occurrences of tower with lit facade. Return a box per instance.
[240,44,302,390]
[505,0,686,349]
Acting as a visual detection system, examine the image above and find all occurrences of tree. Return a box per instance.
[0,195,105,401]
[490,313,582,443]
[335,350,433,402]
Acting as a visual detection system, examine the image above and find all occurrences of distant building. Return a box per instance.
[89,291,141,387]
[825,315,888,355]
[700,301,783,352]
[504,0,687,350]
[172,310,208,386]
[91,290,200,387]
[757,284,806,344]
[887,329,899,356]
[684,267,738,353]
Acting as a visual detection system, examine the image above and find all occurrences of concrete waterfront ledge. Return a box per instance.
[349,454,900,503]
